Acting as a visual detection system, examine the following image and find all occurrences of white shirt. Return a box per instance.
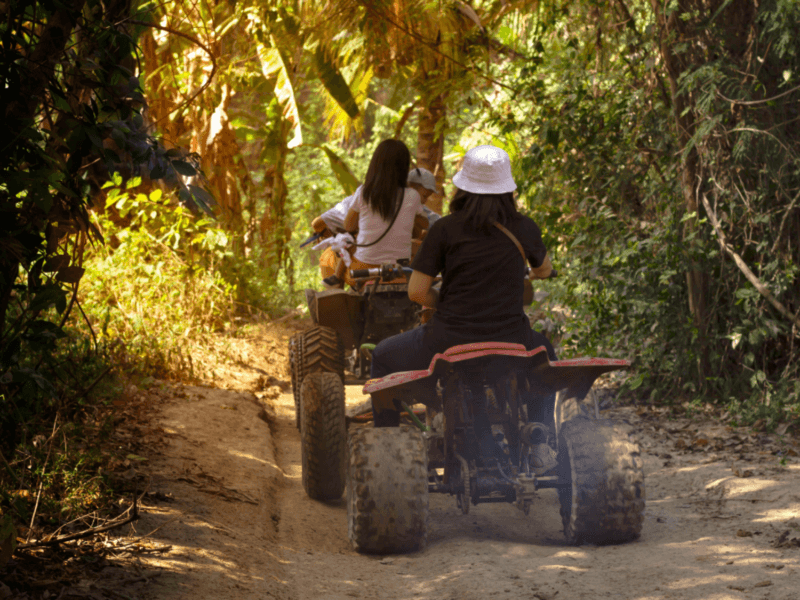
[352,187,424,264]
[320,186,361,232]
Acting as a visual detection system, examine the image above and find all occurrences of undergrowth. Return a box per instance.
[1,176,248,559]
[79,175,238,380]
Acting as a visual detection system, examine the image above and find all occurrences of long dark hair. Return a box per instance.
[361,139,411,220]
[449,189,520,233]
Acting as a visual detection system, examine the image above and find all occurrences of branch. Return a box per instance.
[127,19,218,122]
[0,448,22,487]
[717,83,800,107]
[771,187,800,255]
[701,193,800,337]
[730,127,794,157]
[394,100,419,138]
[73,365,113,404]
[17,493,139,550]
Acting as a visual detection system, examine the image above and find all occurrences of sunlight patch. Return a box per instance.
[752,507,800,523]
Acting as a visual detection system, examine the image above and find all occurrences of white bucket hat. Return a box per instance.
[407,167,439,193]
[452,145,517,194]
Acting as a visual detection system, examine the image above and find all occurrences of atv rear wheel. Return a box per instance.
[347,425,428,554]
[300,372,347,500]
[557,416,645,545]
[288,333,304,429]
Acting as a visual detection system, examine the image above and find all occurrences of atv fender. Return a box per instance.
[307,289,364,351]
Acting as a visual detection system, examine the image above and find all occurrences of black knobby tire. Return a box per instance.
[300,372,347,501]
[288,333,304,429]
[557,416,645,545]
[300,326,345,382]
[347,425,428,554]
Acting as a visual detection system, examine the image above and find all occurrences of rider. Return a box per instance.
[313,165,440,285]
[321,139,426,288]
[369,145,557,454]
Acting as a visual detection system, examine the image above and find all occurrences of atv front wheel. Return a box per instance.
[295,326,345,431]
[300,372,347,500]
[300,326,345,381]
[557,416,645,545]
[347,425,428,554]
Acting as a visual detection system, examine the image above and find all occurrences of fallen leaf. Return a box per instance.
[753,580,772,588]
[125,454,148,462]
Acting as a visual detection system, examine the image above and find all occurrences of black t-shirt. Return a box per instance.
[411,212,548,346]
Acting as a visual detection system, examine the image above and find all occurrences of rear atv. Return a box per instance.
[348,343,645,553]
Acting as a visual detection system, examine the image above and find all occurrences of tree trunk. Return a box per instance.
[651,0,710,386]
[417,91,447,215]
[259,120,291,281]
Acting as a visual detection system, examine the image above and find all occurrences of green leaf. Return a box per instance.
[319,145,359,196]
[256,42,302,148]
[55,266,85,284]
[628,373,645,390]
[150,162,167,180]
[314,47,359,119]
[31,286,68,313]
[43,254,70,272]
[187,185,217,215]
[172,160,197,177]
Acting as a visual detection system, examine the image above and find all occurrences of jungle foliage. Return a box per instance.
[1,0,799,552]
[497,0,800,425]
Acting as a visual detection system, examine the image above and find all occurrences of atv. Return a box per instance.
[346,342,646,553]
[288,263,424,501]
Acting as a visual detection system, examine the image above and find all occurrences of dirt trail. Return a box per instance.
[126,322,799,600]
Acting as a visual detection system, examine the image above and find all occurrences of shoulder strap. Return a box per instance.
[492,221,529,271]
[356,188,405,248]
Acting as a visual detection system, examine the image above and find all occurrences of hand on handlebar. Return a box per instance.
[526,267,558,280]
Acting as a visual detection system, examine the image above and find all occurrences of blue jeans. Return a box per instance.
[370,326,435,379]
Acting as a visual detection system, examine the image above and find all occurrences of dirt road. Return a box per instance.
[126,323,799,600]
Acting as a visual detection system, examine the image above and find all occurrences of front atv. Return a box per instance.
[289,264,423,502]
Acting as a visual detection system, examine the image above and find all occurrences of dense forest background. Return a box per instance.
[1,0,799,548]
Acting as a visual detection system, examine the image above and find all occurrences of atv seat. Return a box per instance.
[365,342,630,415]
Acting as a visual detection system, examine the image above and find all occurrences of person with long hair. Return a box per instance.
[322,139,427,288]
[369,145,556,463]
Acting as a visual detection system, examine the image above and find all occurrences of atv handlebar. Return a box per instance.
[350,265,413,280]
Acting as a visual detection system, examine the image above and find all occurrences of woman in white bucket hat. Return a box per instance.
[369,145,556,450]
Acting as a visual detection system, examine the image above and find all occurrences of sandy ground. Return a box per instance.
[120,322,800,600]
